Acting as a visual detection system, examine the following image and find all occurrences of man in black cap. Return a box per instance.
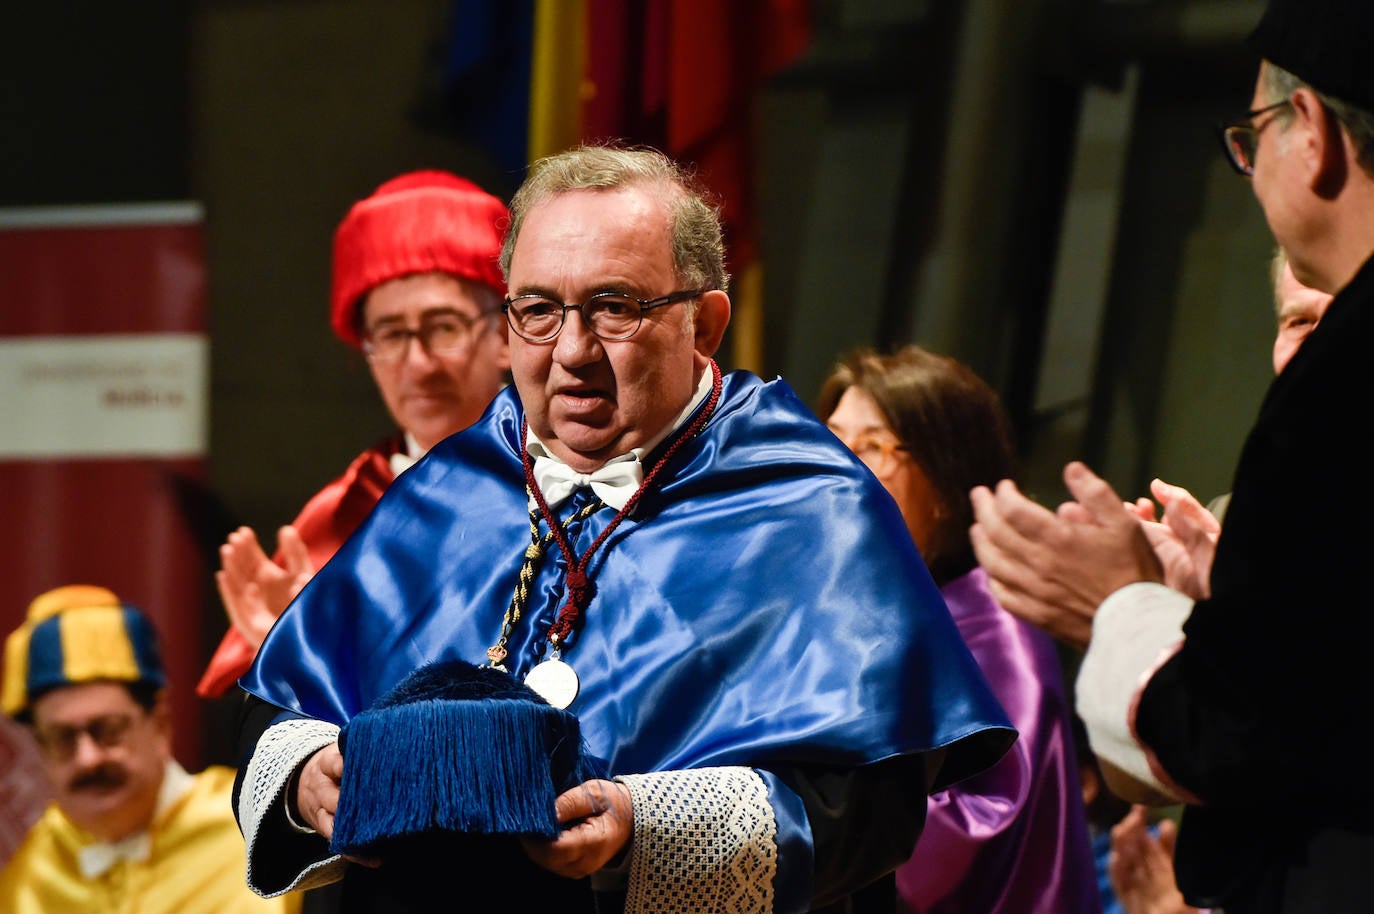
[965,1,1374,911]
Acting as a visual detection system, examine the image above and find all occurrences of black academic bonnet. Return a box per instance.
[1250,0,1374,114]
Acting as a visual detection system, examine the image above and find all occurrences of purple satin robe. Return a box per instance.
[896,566,1102,914]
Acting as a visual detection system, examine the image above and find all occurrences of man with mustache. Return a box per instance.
[0,585,297,914]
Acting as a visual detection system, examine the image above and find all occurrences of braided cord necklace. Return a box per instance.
[487,360,724,708]
[485,501,600,671]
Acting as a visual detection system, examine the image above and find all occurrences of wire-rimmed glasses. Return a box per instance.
[1217,98,1292,176]
[361,310,498,363]
[846,433,909,478]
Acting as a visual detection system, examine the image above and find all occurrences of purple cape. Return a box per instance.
[897,567,1102,914]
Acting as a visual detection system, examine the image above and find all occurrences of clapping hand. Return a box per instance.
[215,525,315,647]
[970,462,1163,649]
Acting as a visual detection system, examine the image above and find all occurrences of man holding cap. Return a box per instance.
[197,170,512,697]
[0,585,298,914]
[231,144,1013,913]
[968,1,1374,911]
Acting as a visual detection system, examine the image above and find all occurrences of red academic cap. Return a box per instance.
[330,170,509,348]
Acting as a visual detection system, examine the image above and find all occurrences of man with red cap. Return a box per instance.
[197,171,512,697]
[968,1,1374,910]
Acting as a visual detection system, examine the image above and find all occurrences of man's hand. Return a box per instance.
[296,743,379,867]
[296,743,344,840]
[521,779,633,878]
[1109,805,1199,914]
[1144,478,1220,601]
[216,525,314,647]
[969,462,1163,649]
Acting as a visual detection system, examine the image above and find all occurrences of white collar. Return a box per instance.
[389,430,426,477]
[526,369,713,512]
[76,760,192,879]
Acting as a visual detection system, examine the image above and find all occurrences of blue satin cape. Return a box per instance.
[242,371,1013,905]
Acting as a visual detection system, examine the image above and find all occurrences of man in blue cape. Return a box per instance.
[232,144,1014,914]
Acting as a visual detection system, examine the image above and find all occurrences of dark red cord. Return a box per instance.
[523,360,724,644]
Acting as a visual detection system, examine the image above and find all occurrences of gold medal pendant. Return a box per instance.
[525,657,579,709]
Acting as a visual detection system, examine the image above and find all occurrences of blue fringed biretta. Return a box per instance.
[235,371,1015,913]
[330,659,606,857]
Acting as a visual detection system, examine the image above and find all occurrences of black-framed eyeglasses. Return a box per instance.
[1217,98,1292,176]
[503,289,706,343]
[34,713,137,761]
[361,310,498,363]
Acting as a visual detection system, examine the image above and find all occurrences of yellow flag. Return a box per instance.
[528,0,587,163]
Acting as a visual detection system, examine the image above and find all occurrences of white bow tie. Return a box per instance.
[78,831,151,879]
[532,450,644,512]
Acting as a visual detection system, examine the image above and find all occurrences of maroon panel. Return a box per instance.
[0,221,205,336]
[0,459,210,766]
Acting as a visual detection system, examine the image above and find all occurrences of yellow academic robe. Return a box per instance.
[0,765,299,914]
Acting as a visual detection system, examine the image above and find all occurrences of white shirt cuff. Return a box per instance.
[1075,582,1191,797]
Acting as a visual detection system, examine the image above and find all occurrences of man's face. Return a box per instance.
[1272,259,1333,374]
[362,272,511,452]
[30,682,170,841]
[1248,65,1309,280]
[505,187,720,472]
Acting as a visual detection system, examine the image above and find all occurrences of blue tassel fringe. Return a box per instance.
[330,659,603,857]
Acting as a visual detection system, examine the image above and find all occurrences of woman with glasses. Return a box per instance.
[818,344,1101,914]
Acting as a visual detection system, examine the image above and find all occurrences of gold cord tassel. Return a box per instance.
[487,500,599,668]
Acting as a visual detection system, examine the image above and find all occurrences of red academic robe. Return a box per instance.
[195,435,403,697]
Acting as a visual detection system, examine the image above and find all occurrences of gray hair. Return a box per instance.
[1263,63,1374,176]
[499,145,730,295]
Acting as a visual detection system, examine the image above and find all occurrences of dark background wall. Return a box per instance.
[3,0,1278,763]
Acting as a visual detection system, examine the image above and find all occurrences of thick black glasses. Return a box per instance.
[361,311,497,363]
[1217,98,1292,176]
[34,713,137,761]
[503,289,706,343]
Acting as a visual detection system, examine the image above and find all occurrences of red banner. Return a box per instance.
[0,203,208,864]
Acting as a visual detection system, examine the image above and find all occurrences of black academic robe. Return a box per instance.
[1135,252,1374,913]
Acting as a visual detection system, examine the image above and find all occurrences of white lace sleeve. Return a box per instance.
[239,717,348,897]
[618,766,778,914]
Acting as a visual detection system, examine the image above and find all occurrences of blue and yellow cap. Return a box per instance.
[2,585,165,720]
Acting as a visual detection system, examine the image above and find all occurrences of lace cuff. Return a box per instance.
[619,766,778,914]
[239,717,346,896]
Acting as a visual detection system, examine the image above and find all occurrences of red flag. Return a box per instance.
[581,0,810,272]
